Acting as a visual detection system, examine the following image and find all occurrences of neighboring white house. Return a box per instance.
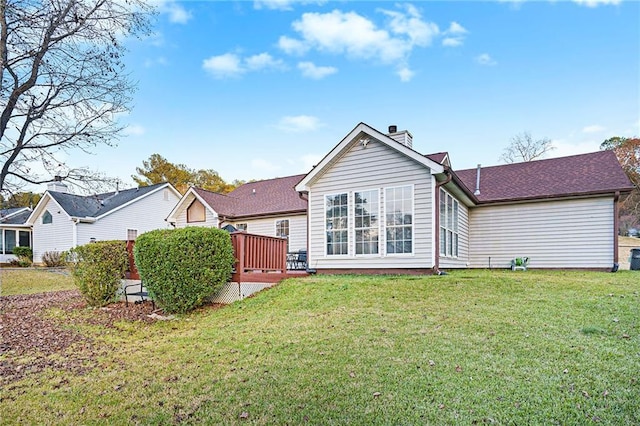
[0,207,32,264]
[26,180,182,264]
[294,122,635,272]
[167,175,308,253]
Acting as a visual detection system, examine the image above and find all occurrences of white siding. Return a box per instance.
[174,193,218,228]
[469,197,615,269]
[32,198,74,264]
[307,138,434,270]
[76,188,181,244]
[439,199,470,268]
[232,214,307,252]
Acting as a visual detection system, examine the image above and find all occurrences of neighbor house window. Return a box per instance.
[326,193,348,255]
[3,230,16,254]
[42,210,52,224]
[187,200,205,223]
[354,189,379,255]
[236,223,247,231]
[276,219,289,250]
[127,229,138,241]
[385,186,413,254]
[439,189,459,257]
[18,231,30,248]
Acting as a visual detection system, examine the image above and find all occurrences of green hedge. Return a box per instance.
[134,227,234,314]
[11,246,32,267]
[67,241,129,307]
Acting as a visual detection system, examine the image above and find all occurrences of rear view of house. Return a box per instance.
[27,180,181,265]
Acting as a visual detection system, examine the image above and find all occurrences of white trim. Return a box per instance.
[166,187,219,223]
[26,192,70,225]
[295,122,444,193]
[352,187,381,257]
[324,192,349,257]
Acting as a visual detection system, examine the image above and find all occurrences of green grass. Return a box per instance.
[0,268,75,296]
[2,270,639,424]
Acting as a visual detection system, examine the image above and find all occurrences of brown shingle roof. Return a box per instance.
[425,152,448,164]
[195,174,307,218]
[455,150,634,204]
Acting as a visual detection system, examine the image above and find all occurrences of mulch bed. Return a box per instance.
[0,290,159,385]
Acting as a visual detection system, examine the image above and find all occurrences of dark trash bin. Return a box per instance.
[631,248,640,271]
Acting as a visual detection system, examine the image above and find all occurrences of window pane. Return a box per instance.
[19,231,30,247]
[384,186,413,254]
[326,194,348,255]
[4,230,16,254]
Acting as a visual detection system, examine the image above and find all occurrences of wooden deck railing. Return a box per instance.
[231,232,287,283]
[125,233,290,284]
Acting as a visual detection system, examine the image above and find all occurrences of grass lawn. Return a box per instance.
[0,268,75,296]
[2,270,639,424]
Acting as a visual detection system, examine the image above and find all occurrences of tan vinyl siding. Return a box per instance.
[77,187,180,244]
[469,197,614,269]
[232,214,307,252]
[174,193,218,228]
[32,198,74,264]
[439,199,470,268]
[307,139,434,269]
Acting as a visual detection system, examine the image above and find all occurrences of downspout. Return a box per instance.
[72,218,79,248]
[298,191,314,273]
[434,170,453,273]
[613,191,620,271]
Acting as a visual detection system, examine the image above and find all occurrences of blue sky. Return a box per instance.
[70,0,639,188]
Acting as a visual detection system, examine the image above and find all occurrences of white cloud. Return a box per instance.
[573,0,621,7]
[549,138,601,158]
[582,124,606,134]
[124,124,146,136]
[254,0,326,11]
[251,158,281,173]
[381,3,440,47]
[143,56,168,68]
[442,37,463,47]
[276,115,322,133]
[245,53,285,71]
[278,36,310,56]
[203,52,285,78]
[442,21,467,47]
[298,61,337,79]
[397,66,415,82]
[157,1,192,24]
[476,53,497,66]
[202,53,244,78]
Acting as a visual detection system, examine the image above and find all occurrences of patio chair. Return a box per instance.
[511,257,529,271]
[124,281,154,309]
[294,250,307,270]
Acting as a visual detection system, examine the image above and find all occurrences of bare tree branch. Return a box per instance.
[500,131,555,163]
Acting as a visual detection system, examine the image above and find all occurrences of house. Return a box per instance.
[167,175,307,252]
[0,207,32,263]
[26,179,182,265]
[294,122,634,272]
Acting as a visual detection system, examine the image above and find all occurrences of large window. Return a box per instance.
[3,230,16,254]
[354,189,379,255]
[19,231,30,247]
[276,219,289,250]
[385,186,413,254]
[42,210,52,224]
[187,200,205,223]
[326,193,348,255]
[439,189,459,257]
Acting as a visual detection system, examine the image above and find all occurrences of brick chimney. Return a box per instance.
[47,176,69,193]
[387,125,413,149]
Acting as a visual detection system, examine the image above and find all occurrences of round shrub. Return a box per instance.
[67,240,129,307]
[134,227,234,314]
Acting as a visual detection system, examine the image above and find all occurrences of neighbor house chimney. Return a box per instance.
[47,176,69,193]
[387,125,413,149]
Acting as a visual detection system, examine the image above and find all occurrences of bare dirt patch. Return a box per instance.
[0,290,158,385]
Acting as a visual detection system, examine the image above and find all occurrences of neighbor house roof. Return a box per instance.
[0,207,31,225]
[455,150,634,204]
[193,174,307,219]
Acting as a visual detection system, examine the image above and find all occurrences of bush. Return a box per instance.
[11,246,32,267]
[134,227,234,314]
[67,241,129,307]
[42,251,66,267]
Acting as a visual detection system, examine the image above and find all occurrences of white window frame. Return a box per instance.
[42,210,53,224]
[275,219,290,251]
[353,188,380,256]
[126,228,138,241]
[439,188,459,258]
[384,185,415,256]
[324,192,349,256]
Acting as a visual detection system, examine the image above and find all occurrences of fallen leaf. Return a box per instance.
[582,391,590,398]
[429,360,435,366]
[563,369,569,374]
[349,372,356,378]
[622,334,630,339]
[239,412,249,419]
[438,404,445,410]
[603,390,609,397]
[373,392,381,398]
[455,365,462,372]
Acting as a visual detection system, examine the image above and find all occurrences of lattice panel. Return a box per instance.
[210,282,275,304]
